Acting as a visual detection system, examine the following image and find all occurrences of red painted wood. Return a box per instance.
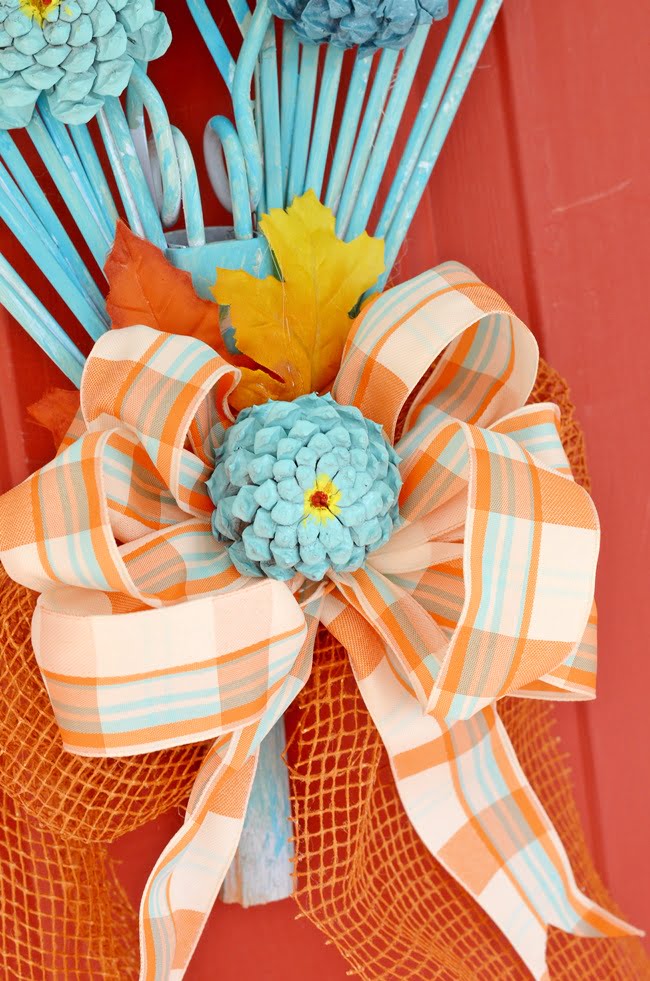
[0,0,647,976]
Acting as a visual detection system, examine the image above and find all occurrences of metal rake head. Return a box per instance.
[194,0,503,286]
[0,0,502,383]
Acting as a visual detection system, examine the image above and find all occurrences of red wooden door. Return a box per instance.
[0,1,647,977]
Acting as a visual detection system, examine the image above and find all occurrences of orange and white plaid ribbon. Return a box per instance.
[0,262,637,980]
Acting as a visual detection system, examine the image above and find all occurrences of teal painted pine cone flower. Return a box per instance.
[269,0,448,51]
[207,393,402,582]
[0,0,170,129]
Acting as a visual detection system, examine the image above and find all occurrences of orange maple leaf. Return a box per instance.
[31,225,245,446]
[28,388,81,449]
[212,191,384,410]
[104,221,226,352]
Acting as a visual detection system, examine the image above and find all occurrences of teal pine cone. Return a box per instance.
[207,393,402,583]
[0,0,170,129]
[269,0,448,51]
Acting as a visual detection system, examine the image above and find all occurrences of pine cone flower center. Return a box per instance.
[207,393,402,582]
[20,0,58,25]
[309,489,331,511]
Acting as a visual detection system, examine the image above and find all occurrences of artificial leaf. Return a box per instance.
[105,221,225,352]
[212,190,385,410]
[28,388,80,449]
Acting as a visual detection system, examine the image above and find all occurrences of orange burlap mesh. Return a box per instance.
[0,785,137,979]
[0,360,647,978]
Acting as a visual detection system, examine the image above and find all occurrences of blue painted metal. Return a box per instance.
[336,47,399,237]
[228,0,253,30]
[221,717,294,907]
[69,123,120,227]
[204,116,254,239]
[0,131,107,310]
[375,0,478,241]
[26,109,111,267]
[233,0,272,210]
[186,0,238,91]
[37,100,115,246]
[97,98,167,251]
[0,253,85,386]
[324,48,373,212]
[0,163,107,342]
[280,23,300,196]
[171,127,207,248]
[254,61,267,216]
[304,44,344,201]
[260,24,284,210]
[380,0,504,283]
[165,232,272,299]
[185,0,253,94]
[127,67,182,229]
[286,42,319,205]
[345,24,429,240]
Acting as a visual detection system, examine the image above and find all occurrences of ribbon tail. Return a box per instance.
[139,729,258,981]
[323,600,640,981]
[138,599,323,980]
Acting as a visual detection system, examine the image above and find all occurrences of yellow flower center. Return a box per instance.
[20,0,62,26]
[304,474,341,524]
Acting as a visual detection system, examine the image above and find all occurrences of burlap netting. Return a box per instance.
[0,360,648,979]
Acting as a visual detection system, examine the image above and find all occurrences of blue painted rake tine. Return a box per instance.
[227,0,252,31]
[0,163,108,341]
[26,110,111,267]
[187,0,262,213]
[381,0,504,284]
[170,127,206,248]
[233,0,272,210]
[260,24,283,210]
[0,253,85,387]
[345,25,429,240]
[336,47,399,238]
[286,42,320,206]
[69,122,120,227]
[186,0,237,91]
[376,0,478,240]
[303,44,344,201]
[97,98,167,251]
[127,106,158,208]
[36,100,115,246]
[135,122,207,246]
[280,23,300,197]
[254,61,266,215]
[127,66,182,229]
[0,131,106,315]
[204,116,254,240]
[324,49,373,213]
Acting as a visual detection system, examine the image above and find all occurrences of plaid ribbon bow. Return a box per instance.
[0,262,636,980]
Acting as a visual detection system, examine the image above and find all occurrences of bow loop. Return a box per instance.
[392,413,599,722]
[32,578,309,757]
[81,325,240,512]
[334,261,538,443]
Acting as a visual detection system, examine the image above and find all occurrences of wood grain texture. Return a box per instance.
[221,719,294,907]
[0,0,648,976]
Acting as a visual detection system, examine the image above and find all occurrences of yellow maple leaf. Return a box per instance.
[211,190,384,411]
